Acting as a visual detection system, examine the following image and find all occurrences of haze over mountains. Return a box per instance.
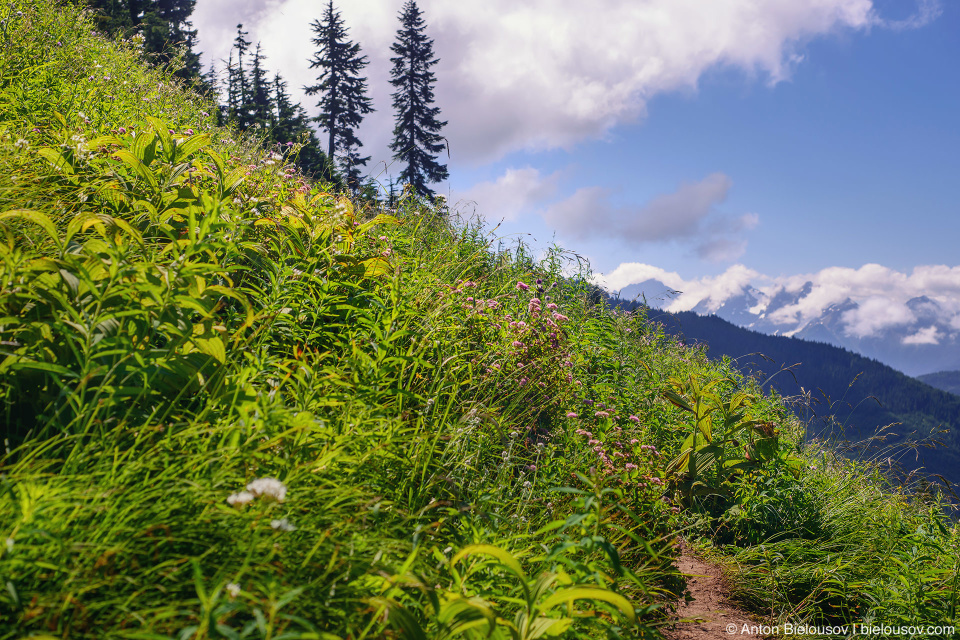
[600,264,960,377]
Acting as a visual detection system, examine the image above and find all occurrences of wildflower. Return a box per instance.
[516,281,529,291]
[547,303,558,309]
[594,411,610,418]
[184,128,194,136]
[14,139,28,149]
[552,312,569,322]
[246,477,287,502]
[630,438,639,445]
[625,463,638,471]
[522,481,532,489]
[511,341,524,348]
[201,111,210,118]
[566,412,578,418]
[270,518,296,532]
[227,582,241,598]
[227,491,255,506]
[629,415,640,422]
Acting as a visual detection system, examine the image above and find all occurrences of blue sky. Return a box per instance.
[193,0,960,343]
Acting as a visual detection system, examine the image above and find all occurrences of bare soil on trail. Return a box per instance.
[663,545,771,640]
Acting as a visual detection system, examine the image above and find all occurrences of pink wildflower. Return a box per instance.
[566,412,578,418]
[594,411,610,418]
[516,281,530,291]
[629,415,640,422]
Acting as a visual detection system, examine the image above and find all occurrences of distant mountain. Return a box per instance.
[626,305,960,487]
[609,279,960,376]
[918,371,960,396]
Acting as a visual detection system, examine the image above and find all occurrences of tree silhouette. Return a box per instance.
[305,0,373,191]
[389,0,447,200]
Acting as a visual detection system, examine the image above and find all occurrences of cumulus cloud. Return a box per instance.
[902,326,942,345]
[595,263,760,312]
[191,0,932,163]
[538,173,756,261]
[593,262,960,339]
[454,169,757,260]
[453,167,562,221]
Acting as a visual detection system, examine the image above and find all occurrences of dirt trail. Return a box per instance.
[663,545,770,640]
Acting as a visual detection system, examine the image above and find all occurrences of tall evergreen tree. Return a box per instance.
[248,43,274,131]
[85,0,203,83]
[389,0,447,199]
[228,25,252,128]
[304,0,373,189]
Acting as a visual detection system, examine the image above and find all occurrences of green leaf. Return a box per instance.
[0,209,60,245]
[176,133,212,160]
[194,337,226,363]
[451,544,526,581]
[662,389,693,413]
[538,587,636,623]
[113,149,159,191]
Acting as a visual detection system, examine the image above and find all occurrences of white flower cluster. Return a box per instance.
[226,477,287,506]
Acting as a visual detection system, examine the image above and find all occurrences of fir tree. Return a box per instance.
[85,0,203,83]
[304,0,374,190]
[389,0,447,200]
[229,25,252,128]
[249,43,274,131]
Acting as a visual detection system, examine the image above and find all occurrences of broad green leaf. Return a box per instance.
[113,149,158,191]
[1,209,60,245]
[451,544,526,580]
[38,147,75,174]
[194,336,226,363]
[539,587,636,623]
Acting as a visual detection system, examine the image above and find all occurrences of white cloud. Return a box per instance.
[594,262,760,313]
[902,326,942,345]
[453,167,562,222]
[840,297,915,337]
[540,173,756,261]
[593,262,960,339]
[191,0,931,164]
[454,170,757,261]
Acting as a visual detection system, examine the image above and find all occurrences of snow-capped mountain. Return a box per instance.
[609,276,960,377]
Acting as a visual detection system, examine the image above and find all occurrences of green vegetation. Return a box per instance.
[1,2,957,639]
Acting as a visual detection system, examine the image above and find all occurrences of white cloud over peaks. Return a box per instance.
[594,262,960,339]
[902,326,942,345]
[191,0,910,163]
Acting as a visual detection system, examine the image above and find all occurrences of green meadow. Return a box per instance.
[1,2,957,638]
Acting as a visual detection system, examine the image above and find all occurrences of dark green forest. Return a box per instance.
[613,302,960,487]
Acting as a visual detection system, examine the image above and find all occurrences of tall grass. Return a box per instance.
[1,2,957,639]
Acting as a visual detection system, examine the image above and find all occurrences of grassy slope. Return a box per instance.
[0,2,957,639]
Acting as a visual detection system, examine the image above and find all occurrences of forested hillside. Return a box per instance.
[651,309,960,485]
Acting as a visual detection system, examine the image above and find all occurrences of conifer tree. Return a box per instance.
[85,0,203,83]
[389,0,447,200]
[249,43,274,131]
[228,25,252,128]
[304,0,374,189]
